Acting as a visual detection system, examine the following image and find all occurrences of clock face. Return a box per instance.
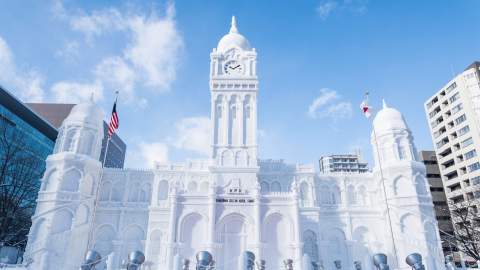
[224,60,244,75]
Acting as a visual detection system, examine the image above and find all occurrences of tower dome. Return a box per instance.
[217,16,251,52]
[373,100,408,133]
[63,97,103,128]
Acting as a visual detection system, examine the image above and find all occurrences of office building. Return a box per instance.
[0,86,57,256]
[425,61,480,206]
[27,103,127,168]
[319,153,369,173]
[418,150,455,255]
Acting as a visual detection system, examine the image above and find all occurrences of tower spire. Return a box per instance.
[230,15,238,33]
[382,99,388,109]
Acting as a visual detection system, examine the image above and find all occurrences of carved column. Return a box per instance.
[253,182,262,260]
[292,184,303,269]
[166,185,179,269]
[207,179,217,255]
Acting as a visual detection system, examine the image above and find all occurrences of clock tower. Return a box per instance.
[210,16,258,168]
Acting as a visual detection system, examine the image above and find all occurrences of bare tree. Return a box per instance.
[446,200,480,261]
[0,116,43,250]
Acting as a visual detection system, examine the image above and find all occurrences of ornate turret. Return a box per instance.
[371,101,443,270]
[25,99,105,270]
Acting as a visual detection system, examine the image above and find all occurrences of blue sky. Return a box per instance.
[0,0,479,168]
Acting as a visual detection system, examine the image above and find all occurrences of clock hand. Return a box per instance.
[232,65,241,70]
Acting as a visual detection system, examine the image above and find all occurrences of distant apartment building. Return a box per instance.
[418,150,455,255]
[27,103,127,168]
[425,61,480,206]
[319,153,368,173]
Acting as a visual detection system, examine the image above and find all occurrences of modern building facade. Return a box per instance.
[0,87,57,253]
[319,154,368,174]
[27,103,127,168]
[425,62,480,207]
[22,17,443,270]
[418,150,455,255]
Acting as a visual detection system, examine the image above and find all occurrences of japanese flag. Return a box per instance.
[360,93,372,118]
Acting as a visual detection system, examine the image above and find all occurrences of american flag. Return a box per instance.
[108,99,119,138]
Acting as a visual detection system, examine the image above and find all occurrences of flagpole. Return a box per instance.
[85,91,119,256]
[367,93,400,268]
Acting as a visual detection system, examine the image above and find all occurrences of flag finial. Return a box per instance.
[230,16,238,33]
[382,99,388,109]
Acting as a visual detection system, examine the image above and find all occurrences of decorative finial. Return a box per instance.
[382,99,388,109]
[230,15,238,34]
[90,92,95,103]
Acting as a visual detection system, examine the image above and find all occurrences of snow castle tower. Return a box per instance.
[371,101,444,270]
[24,99,104,270]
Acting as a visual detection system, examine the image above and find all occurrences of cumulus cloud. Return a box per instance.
[308,88,352,120]
[0,36,45,102]
[139,142,169,168]
[316,0,369,20]
[50,80,103,103]
[317,1,338,20]
[70,8,125,41]
[55,41,80,63]
[125,7,182,90]
[172,117,211,156]
[95,56,136,101]
[50,1,183,105]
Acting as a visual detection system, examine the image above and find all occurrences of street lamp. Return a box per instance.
[126,251,145,270]
[195,251,213,270]
[242,251,255,270]
[373,253,390,270]
[80,250,101,270]
[405,253,425,270]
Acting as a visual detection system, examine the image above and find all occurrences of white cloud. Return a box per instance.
[317,1,338,20]
[172,117,211,156]
[50,80,103,103]
[0,36,45,102]
[95,56,136,101]
[125,6,183,90]
[316,0,368,20]
[55,41,80,63]
[70,9,125,42]
[308,88,352,120]
[51,2,183,105]
[138,142,169,168]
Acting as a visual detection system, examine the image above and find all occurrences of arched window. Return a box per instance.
[51,210,73,234]
[128,183,140,202]
[303,230,319,262]
[358,186,367,205]
[63,128,78,152]
[79,131,95,156]
[332,186,341,204]
[320,186,331,204]
[158,180,169,201]
[188,181,198,192]
[200,182,209,192]
[415,176,428,195]
[260,181,270,193]
[347,185,357,205]
[100,181,112,201]
[271,181,281,192]
[60,169,81,192]
[300,182,310,207]
[398,144,408,160]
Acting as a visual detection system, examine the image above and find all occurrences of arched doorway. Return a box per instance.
[217,214,248,270]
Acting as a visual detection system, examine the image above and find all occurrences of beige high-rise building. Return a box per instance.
[425,61,480,207]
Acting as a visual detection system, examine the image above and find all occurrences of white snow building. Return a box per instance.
[23,17,444,270]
